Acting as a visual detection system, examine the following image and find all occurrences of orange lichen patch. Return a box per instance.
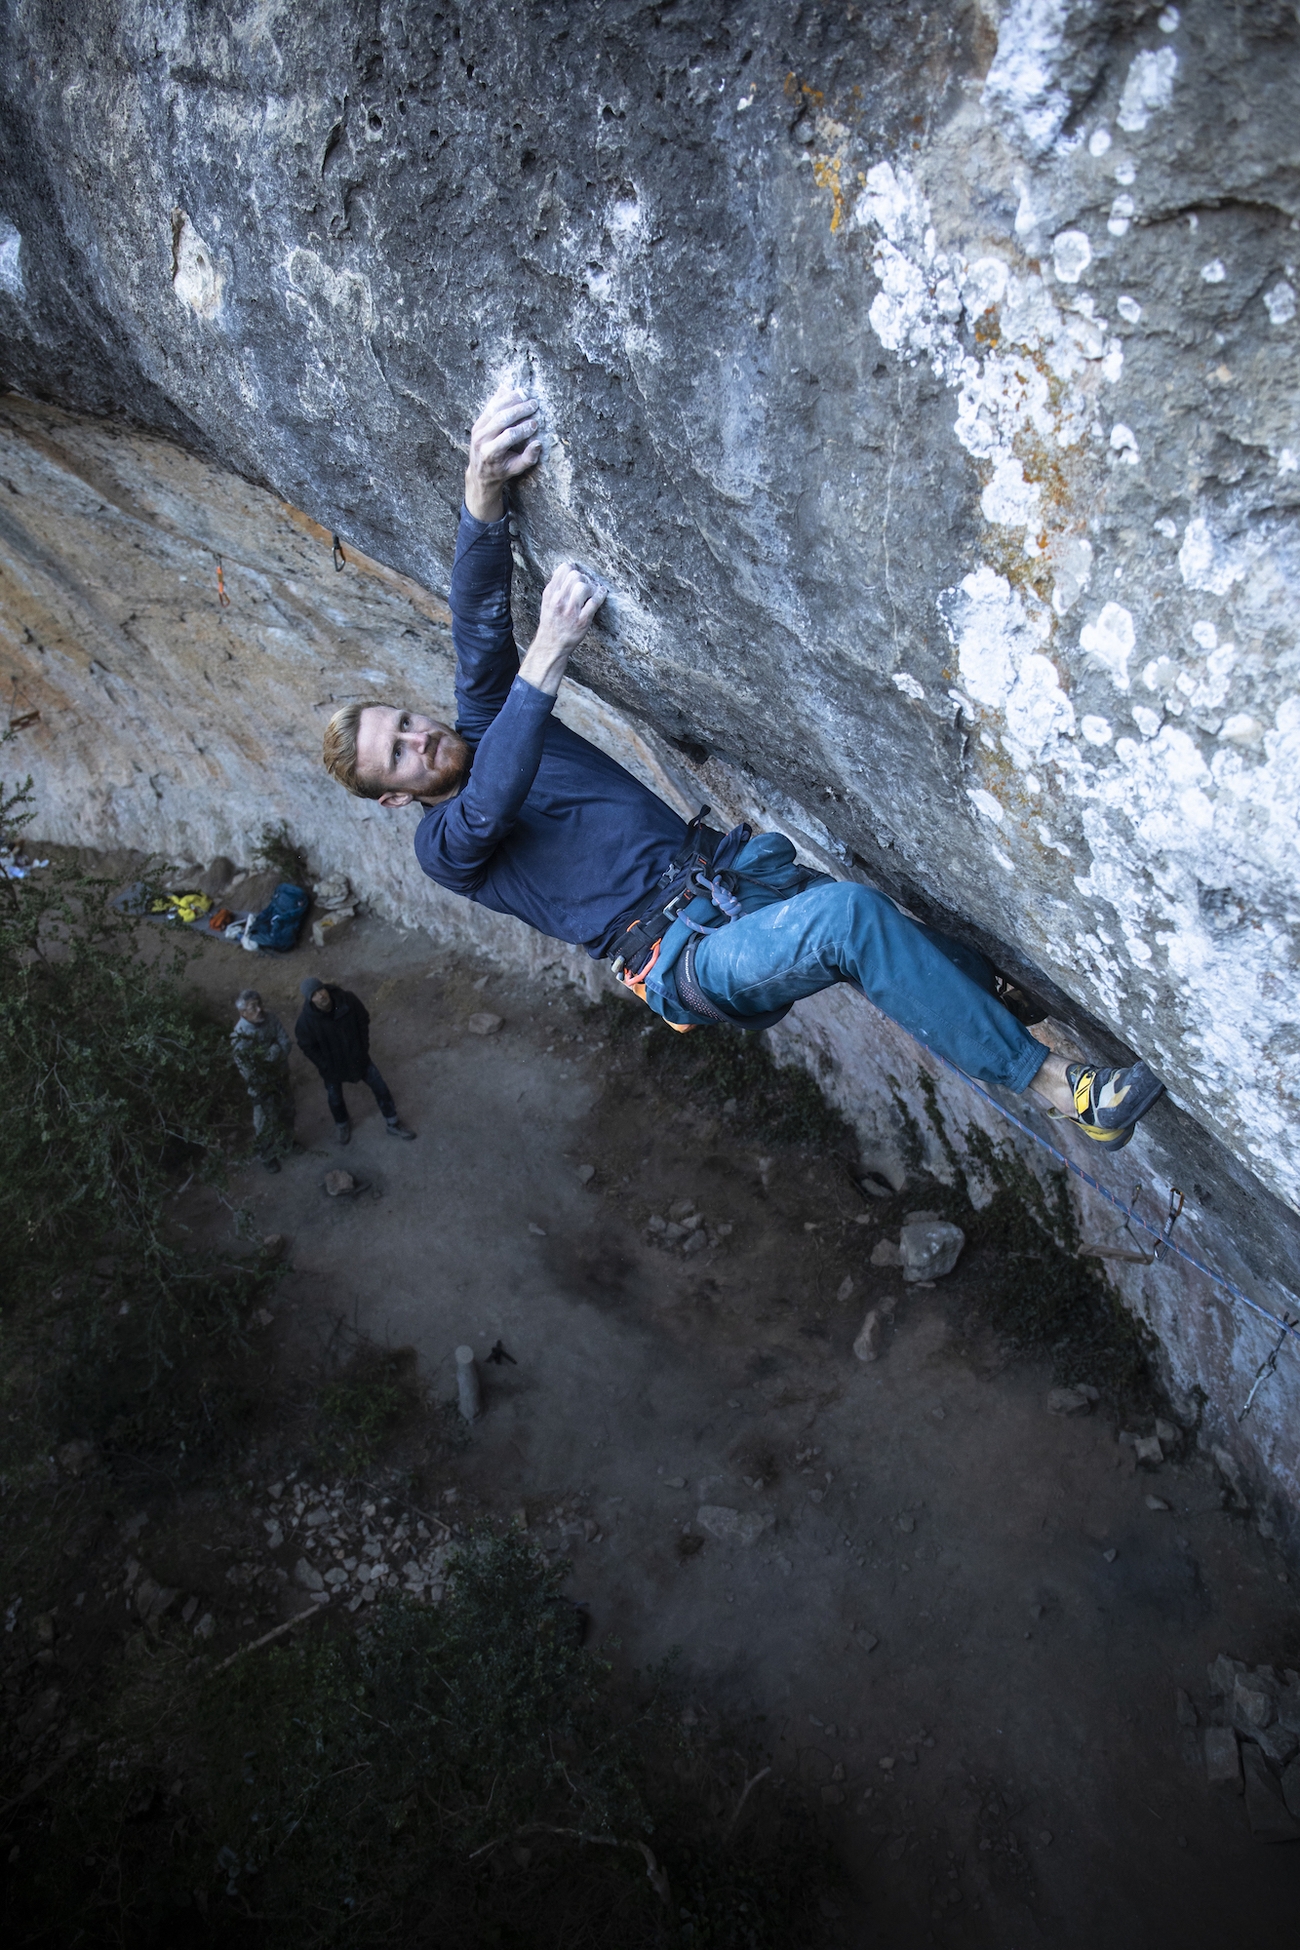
[987,528,1054,613]
[785,72,826,106]
[812,150,847,232]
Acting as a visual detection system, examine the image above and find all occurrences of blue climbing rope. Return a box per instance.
[928,1049,1300,1351]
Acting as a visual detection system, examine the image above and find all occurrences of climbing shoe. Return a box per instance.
[386,1120,417,1141]
[335,1121,351,1145]
[1066,1060,1163,1149]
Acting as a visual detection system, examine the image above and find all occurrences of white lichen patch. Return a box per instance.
[1047,532,1093,615]
[1116,47,1178,134]
[0,217,23,299]
[968,786,1005,824]
[1178,516,1247,596]
[1263,280,1296,327]
[853,159,1124,617]
[1109,422,1139,464]
[1079,601,1136,690]
[171,211,223,319]
[938,566,1073,767]
[981,0,1083,155]
[1052,229,1092,284]
[980,454,1041,527]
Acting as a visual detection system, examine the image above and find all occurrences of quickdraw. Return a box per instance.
[1081,1184,1185,1265]
[332,533,347,572]
[215,556,230,607]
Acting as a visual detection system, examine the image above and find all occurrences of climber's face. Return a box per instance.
[355,707,471,808]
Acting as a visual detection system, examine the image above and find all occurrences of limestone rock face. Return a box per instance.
[0,0,1297,1221]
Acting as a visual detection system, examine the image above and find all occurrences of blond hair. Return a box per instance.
[323,702,388,799]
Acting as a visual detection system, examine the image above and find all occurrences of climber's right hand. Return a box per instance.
[465,384,542,522]
[518,562,607,697]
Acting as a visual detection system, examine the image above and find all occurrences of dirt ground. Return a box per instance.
[175,909,1299,1949]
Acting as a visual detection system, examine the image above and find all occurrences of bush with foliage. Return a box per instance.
[0,757,274,1473]
[10,1531,831,1949]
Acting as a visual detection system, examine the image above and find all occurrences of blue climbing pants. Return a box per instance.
[687,880,1046,1093]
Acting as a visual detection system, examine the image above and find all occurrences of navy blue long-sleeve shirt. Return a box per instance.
[414,508,688,956]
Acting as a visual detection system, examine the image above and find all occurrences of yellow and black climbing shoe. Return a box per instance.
[1065,1060,1163,1149]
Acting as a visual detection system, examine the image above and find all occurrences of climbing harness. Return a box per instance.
[611,815,829,1034]
[608,807,731,984]
[215,556,230,607]
[332,533,347,572]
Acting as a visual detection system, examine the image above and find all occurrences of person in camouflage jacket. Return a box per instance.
[231,988,295,1172]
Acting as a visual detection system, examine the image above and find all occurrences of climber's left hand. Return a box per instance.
[466,384,542,522]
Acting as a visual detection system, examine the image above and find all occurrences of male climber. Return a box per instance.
[321,383,1162,1151]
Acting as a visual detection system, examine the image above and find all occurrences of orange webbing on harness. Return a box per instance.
[617,933,694,1033]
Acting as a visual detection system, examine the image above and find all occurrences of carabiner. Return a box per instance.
[1150,1187,1185,1263]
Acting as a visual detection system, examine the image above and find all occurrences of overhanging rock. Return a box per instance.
[0,2,1297,1518]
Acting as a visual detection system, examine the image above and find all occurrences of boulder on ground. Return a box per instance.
[311,907,355,949]
[1204,1726,1241,1792]
[1208,1654,1248,1697]
[1233,1674,1277,1732]
[853,1309,884,1363]
[695,1505,775,1548]
[313,873,352,911]
[467,1012,503,1036]
[1243,1743,1300,1841]
[1048,1387,1093,1416]
[900,1220,965,1283]
[135,1576,180,1624]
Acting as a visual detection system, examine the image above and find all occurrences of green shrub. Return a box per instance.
[254,820,312,888]
[0,760,277,1472]
[10,1532,832,1948]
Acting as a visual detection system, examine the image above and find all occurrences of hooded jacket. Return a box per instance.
[294,986,371,1085]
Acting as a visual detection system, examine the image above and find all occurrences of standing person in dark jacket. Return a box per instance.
[294,977,416,1146]
[318,383,1163,1154]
